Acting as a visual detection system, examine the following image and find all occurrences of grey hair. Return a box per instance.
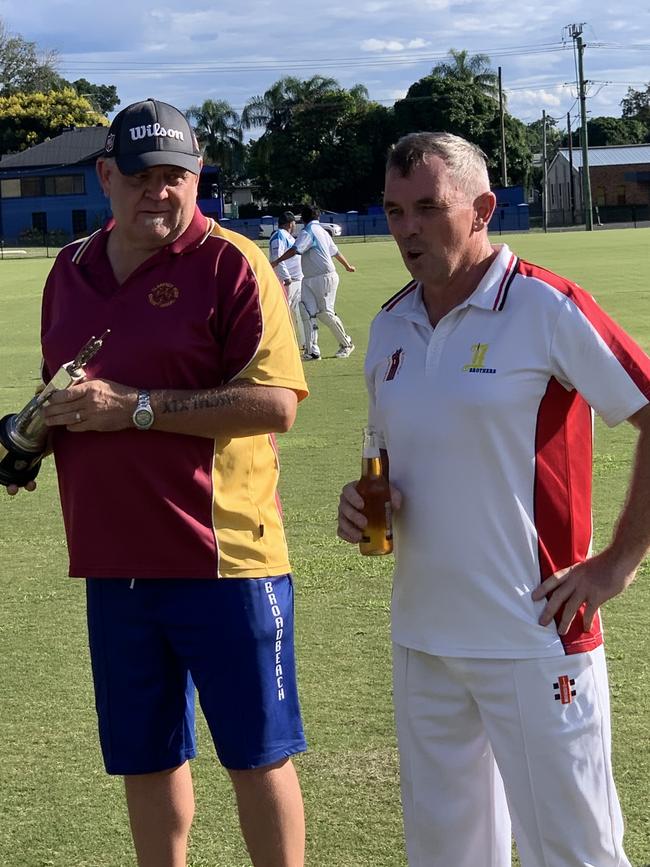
[387,131,490,197]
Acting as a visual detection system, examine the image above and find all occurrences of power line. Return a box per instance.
[55,42,571,76]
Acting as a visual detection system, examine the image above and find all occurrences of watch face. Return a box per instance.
[134,408,153,428]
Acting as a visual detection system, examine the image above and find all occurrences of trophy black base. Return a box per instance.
[0,414,44,487]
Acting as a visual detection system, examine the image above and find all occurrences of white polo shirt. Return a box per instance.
[366,244,650,659]
[294,220,338,278]
[269,228,303,283]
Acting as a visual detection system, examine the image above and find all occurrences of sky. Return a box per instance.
[2,0,649,132]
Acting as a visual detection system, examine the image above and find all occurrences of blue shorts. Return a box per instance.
[85,574,306,775]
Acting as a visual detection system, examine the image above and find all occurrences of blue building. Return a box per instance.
[0,126,109,242]
[0,127,224,244]
[488,185,530,233]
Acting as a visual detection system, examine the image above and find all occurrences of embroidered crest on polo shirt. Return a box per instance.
[462,342,496,374]
[148,282,180,308]
[384,347,404,381]
[553,675,576,704]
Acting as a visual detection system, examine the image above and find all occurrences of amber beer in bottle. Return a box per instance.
[356,426,393,555]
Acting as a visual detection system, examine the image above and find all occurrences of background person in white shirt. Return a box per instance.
[336,131,650,867]
[271,204,356,359]
[269,211,307,353]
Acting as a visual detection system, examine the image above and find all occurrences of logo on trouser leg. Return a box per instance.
[553,675,576,704]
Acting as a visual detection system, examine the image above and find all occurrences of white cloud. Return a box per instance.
[507,89,564,116]
[361,38,405,52]
[361,37,429,52]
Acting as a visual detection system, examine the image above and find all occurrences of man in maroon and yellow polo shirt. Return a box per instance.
[15,99,308,867]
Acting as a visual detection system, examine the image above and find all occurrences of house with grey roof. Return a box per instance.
[548,143,650,226]
[0,126,225,244]
[0,126,110,242]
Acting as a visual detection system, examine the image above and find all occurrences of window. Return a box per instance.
[32,212,47,233]
[43,174,85,196]
[596,187,606,207]
[0,178,21,198]
[72,209,87,236]
[21,177,43,197]
[616,185,626,206]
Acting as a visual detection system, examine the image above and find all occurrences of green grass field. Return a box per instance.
[1,229,649,867]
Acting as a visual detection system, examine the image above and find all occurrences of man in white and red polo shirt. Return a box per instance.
[7,99,308,867]
[338,132,650,867]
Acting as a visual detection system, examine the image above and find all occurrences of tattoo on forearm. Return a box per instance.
[162,392,239,414]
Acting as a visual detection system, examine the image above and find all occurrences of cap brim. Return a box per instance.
[115,151,201,175]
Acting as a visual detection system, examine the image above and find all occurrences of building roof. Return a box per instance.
[0,126,108,170]
[556,144,650,169]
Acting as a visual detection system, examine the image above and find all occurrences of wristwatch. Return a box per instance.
[132,389,154,430]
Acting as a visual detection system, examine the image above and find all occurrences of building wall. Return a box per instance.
[591,164,650,207]
[548,156,580,220]
[0,165,108,240]
[548,155,650,222]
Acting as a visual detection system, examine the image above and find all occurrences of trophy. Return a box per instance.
[0,331,110,487]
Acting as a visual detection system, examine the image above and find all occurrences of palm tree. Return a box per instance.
[242,75,340,133]
[185,99,244,179]
[431,49,499,102]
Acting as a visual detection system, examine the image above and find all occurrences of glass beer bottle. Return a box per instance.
[356,426,393,555]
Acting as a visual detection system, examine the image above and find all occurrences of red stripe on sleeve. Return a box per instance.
[519,260,650,399]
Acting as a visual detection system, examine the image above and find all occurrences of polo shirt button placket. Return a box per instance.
[426,315,455,377]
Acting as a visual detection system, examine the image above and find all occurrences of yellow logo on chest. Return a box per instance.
[463,343,496,374]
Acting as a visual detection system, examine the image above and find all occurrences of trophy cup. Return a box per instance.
[0,331,110,487]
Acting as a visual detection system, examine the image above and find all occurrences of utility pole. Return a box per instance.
[542,110,548,233]
[567,112,576,224]
[568,23,593,230]
[498,66,508,188]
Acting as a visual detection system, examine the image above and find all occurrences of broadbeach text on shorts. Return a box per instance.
[265,581,286,701]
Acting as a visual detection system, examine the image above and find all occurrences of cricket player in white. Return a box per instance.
[269,211,307,353]
[271,204,356,359]
[337,132,650,867]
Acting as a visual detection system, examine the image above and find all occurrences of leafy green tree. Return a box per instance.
[394,75,529,186]
[482,114,531,188]
[186,99,244,183]
[526,116,561,157]
[621,84,650,129]
[586,116,647,146]
[72,78,120,115]
[0,20,120,114]
[430,49,499,102]
[0,88,107,154]
[0,19,62,95]
[242,75,340,133]
[394,76,493,142]
[245,76,391,209]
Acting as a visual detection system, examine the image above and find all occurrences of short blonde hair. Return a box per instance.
[387,131,491,198]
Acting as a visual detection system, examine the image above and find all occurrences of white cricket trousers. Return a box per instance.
[285,279,306,349]
[393,643,630,867]
[301,272,352,348]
